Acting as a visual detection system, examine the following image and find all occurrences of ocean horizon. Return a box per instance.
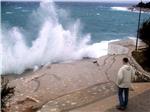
[1,1,150,74]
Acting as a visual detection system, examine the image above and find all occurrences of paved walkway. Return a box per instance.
[6,39,150,112]
[39,82,117,112]
[68,83,150,112]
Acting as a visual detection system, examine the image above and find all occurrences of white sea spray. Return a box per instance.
[1,1,118,74]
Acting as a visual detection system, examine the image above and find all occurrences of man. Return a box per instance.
[116,57,136,110]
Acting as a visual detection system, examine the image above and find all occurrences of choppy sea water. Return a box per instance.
[1,1,150,74]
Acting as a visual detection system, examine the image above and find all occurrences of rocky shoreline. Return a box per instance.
[2,39,150,112]
[128,6,150,12]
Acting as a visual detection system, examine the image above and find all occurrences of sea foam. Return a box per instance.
[1,1,118,74]
[111,6,149,14]
[111,7,129,12]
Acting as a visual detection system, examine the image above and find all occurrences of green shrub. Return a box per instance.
[139,19,150,47]
[1,77,15,112]
[135,18,150,71]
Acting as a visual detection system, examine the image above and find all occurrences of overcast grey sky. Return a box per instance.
[1,0,149,3]
[56,0,149,2]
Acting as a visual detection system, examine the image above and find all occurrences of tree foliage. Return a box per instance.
[136,2,150,8]
[1,77,15,112]
[138,18,150,70]
[139,19,150,47]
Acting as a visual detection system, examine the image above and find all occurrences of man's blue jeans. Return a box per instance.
[118,87,129,108]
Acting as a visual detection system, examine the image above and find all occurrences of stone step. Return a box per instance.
[69,83,150,112]
[38,82,117,112]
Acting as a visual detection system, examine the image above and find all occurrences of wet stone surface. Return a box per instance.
[6,39,150,112]
[39,82,117,112]
[105,89,150,112]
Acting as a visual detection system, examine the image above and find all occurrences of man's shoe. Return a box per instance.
[120,106,126,110]
[116,105,121,109]
[116,105,126,111]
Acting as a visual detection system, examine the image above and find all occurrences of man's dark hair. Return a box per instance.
[123,57,129,63]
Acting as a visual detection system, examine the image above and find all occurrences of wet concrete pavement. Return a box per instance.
[7,39,150,112]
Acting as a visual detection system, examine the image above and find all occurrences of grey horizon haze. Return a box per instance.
[1,0,150,3]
